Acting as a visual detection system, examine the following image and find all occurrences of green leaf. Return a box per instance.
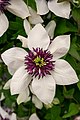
[63,88,74,99]
[45,106,62,120]
[55,19,77,35]
[77,78,80,90]
[72,8,80,34]
[72,8,80,23]
[63,103,79,118]
[69,44,80,61]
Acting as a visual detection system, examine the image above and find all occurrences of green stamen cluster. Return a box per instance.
[34,56,46,67]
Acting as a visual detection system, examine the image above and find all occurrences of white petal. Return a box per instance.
[29,113,40,120]
[10,113,17,120]
[48,0,71,18]
[48,35,70,60]
[0,93,5,101]
[35,0,49,15]
[52,59,79,85]
[0,13,9,37]
[0,106,9,119]
[28,6,43,24]
[32,95,43,109]
[45,20,56,39]
[7,0,30,19]
[32,75,56,104]
[17,88,30,105]
[23,19,31,35]
[1,47,27,74]
[3,80,11,90]
[17,35,28,48]
[10,66,31,95]
[28,24,50,50]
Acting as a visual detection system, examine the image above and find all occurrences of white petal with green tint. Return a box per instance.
[7,0,30,19]
[28,24,50,50]
[32,75,56,104]
[35,0,49,15]
[3,79,11,90]
[32,95,43,109]
[10,113,17,120]
[45,20,56,39]
[48,35,70,60]
[48,0,71,18]
[10,66,31,95]
[0,13,9,37]
[23,19,31,35]
[17,35,28,48]
[29,113,40,120]
[52,59,79,85]
[17,88,30,105]
[29,6,43,24]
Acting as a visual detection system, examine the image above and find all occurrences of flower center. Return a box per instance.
[0,0,10,12]
[34,56,46,67]
[25,48,55,79]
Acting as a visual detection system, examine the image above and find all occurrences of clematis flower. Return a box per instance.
[0,0,30,37]
[1,24,79,105]
[0,106,16,120]
[35,0,71,18]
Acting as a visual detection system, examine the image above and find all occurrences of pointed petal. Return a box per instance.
[48,35,70,60]
[17,88,30,105]
[32,75,56,104]
[48,0,71,18]
[23,19,31,35]
[7,0,30,19]
[0,93,5,101]
[10,113,17,120]
[17,35,28,48]
[1,47,27,75]
[52,59,79,85]
[0,13,9,37]
[28,24,50,50]
[32,95,43,109]
[45,20,56,39]
[35,0,49,15]
[29,113,40,120]
[10,66,31,95]
[3,80,11,90]
[28,7,43,25]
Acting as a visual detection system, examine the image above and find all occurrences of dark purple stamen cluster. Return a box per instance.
[0,0,10,12]
[25,48,55,79]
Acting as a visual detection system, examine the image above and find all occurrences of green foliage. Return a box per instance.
[63,103,79,118]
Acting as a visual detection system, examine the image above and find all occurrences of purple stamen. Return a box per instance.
[0,0,10,12]
[25,48,55,79]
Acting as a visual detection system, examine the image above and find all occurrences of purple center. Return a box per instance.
[25,48,55,79]
[0,0,10,12]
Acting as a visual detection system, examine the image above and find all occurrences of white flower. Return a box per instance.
[0,0,30,37]
[1,24,79,105]
[0,106,16,120]
[29,113,40,120]
[35,0,71,18]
